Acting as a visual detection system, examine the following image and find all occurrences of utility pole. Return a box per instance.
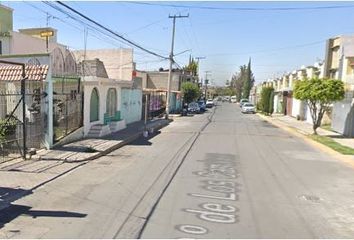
[166,14,189,120]
[204,71,211,100]
[195,56,205,85]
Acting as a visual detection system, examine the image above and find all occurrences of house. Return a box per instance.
[77,58,139,138]
[73,49,134,81]
[74,49,143,125]
[324,35,354,136]
[136,69,184,118]
[0,4,82,150]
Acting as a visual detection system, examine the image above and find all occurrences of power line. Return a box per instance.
[126,1,354,11]
[51,1,168,59]
[24,1,169,67]
[42,1,169,58]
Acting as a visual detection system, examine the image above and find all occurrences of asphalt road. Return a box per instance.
[1,102,354,238]
[141,102,354,238]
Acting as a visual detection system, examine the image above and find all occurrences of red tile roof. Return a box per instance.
[0,65,49,81]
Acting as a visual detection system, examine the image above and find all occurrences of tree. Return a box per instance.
[234,65,246,102]
[183,56,198,76]
[293,78,345,134]
[259,86,274,115]
[181,82,200,103]
[242,58,255,99]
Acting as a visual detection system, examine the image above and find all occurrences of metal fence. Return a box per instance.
[0,80,44,163]
[52,76,83,142]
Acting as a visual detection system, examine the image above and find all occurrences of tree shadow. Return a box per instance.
[0,203,86,229]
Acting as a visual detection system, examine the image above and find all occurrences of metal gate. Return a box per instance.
[53,76,83,142]
[0,79,45,163]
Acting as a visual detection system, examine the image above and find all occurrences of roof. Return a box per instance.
[0,65,49,81]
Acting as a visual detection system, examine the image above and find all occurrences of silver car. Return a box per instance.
[241,103,256,114]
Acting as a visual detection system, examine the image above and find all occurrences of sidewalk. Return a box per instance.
[259,114,354,150]
[0,118,171,211]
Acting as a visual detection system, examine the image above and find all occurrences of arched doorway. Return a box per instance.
[106,88,117,118]
[90,88,99,122]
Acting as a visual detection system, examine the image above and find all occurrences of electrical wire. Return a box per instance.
[53,1,168,59]
[126,1,354,12]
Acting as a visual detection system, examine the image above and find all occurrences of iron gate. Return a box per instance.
[0,80,45,163]
[53,76,83,142]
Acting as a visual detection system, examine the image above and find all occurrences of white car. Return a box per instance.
[206,99,214,108]
[241,103,256,114]
[231,96,237,103]
[239,98,249,107]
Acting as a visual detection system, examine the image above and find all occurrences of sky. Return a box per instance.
[3,1,354,86]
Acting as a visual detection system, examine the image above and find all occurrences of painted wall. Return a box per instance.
[0,5,13,33]
[73,49,134,81]
[83,77,125,136]
[332,91,354,136]
[291,98,302,118]
[1,31,66,56]
[120,88,142,124]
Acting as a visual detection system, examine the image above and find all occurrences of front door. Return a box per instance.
[90,88,99,122]
[106,88,117,118]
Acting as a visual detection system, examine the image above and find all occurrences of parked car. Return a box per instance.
[181,103,188,116]
[241,103,256,114]
[206,99,214,108]
[188,102,201,113]
[231,96,237,103]
[239,98,249,107]
[198,100,206,112]
[224,96,231,102]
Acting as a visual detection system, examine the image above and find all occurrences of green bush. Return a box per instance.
[260,87,274,115]
[0,118,18,143]
[181,82,200,103]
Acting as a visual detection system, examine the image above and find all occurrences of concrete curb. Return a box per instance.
[256,113,354,169]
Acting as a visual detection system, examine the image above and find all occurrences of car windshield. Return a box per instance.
[244,103,254,107]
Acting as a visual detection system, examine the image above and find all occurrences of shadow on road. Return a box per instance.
[0,203,86,229]
[128,130,162,146]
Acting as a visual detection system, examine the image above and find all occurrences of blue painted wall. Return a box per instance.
[169,93,182,113]
[120,88,142,124]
